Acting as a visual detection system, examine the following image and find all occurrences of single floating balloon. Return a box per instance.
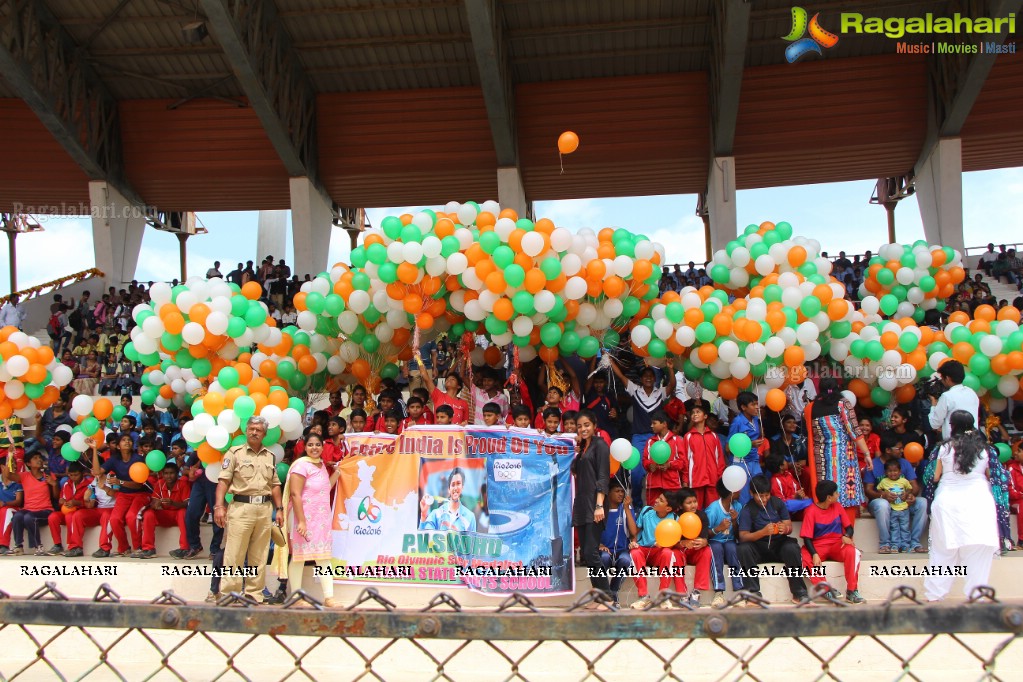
[557,131,579,154]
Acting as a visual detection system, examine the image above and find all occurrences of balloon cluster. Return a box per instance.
[859,241,966,320]
[0,328,71,419]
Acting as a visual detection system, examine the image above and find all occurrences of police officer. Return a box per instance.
[215,416,283,603]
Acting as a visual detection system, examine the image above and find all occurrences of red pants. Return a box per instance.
[631,545,686,595]
[48,511,71,546]
[1,507,14,546]
[680,545,713,592]
[141,508,188,551]
[844,505,860,520]
[69,508,113,551]
[800,536,861,591]
[692,485,718,509]
[109,493,150,551]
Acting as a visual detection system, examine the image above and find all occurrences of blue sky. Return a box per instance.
[6,166,1021,292]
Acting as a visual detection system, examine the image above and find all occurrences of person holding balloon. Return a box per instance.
[628,491,681,610]
[90,433,151,557]
[705,475,747,609]
[674,488,714,608]
[736,475,809,605]
[641,411,685,507]
[138,461,191,559]
[727,392,764,505]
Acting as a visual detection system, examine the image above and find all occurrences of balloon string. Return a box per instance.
[559,152,564,175]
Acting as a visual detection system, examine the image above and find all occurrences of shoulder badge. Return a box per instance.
[222,457,230,469]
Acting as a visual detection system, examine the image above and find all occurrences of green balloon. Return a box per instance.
[665,302,684,324]
[234,395,256,420]
[381,216,402,239]
[877,269,895,286]
[919,275,936,292]
[996,442,1012,464]
[362,335,380,354]
[226,316,247,338]
[61,443,81,462]
[764,284,783,303]
[141,388,158,405]
[578,336,600,358]
[647,338,667,358]
[276,462,289,483]
[400,224,422,244]
[870,386,892,406]
[161,332,183,352]
[146,450,167,472]
[775,222,793,240]
[367,243,388,265]
[350,247,367,269]
[898,334,919,352]
[710,264,730,284]
[831,321,852,339]
[230,294,250,317]
[763,230,781,247]
[484,316,508,336]
[623,297,641,318]
[324,294,345,316]
[191,358,212,378]
[493,245,515,269]
[440,236,460,257]
[516,218,534,231]
[512,291,534,315]
[866,340,885,362]
[504,264,525,287]
[603,329,620,348]
[277,360,296,381]
[262,426,282,447]
[649,440,671,465]
[696,322,717,344]
[800,296,821,317]
[219,367,240,389]
[623,449,641,471]
[540,323,562,347]
[305,292,325,313]
[729,433,752,459]
[479,230,501,254]
[963,373,981,391]
[245,303,267,327]
[559,330,581,354]
[25,383,45,400]
[124,342,140,362]
[879,295,899,316]
[969,354,991,375]
[112,405,127,421]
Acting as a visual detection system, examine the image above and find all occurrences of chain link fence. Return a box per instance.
[0,582,1021,681]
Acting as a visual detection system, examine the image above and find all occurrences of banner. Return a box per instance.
[330,425,575,595]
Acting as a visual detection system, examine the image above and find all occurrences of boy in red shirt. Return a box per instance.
[765,454,811,519]
[401,397,434,431]
[682,400,725,509]
[642,411,686,506]
[800,480,865,604]
[138,462,191,558]
[46,462,92,555]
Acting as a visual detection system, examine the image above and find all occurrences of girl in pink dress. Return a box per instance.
[284,433,342,606]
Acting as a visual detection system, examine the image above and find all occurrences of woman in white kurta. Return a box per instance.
[924,410,998,602]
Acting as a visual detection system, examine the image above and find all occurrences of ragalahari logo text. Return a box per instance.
[357,497,381,523]
[783,7,839,62]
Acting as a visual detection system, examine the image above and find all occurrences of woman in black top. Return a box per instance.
[573,410,611,601]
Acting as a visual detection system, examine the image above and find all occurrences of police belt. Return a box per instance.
[232,495,272,504]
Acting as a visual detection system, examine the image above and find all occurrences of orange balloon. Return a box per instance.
[632,259,653,282]
[586,259,607,281]
[189,303,211,325]
[493,298,514,322]
[597,242,616,260]
[974,304,996,322]
[598,228,615,243]
[484,346,502,366]
[129,462,151,484]
[298,354,317,375]
[684,308,704,328]
[765,388,787,412]
[24,363,46,384]
[783,346,805,367]
[417,313,435,329]
[894,385,917,404]
[403,293,423,314]
[557,131,579,154]
[197,443,222,464]
[997,306,1021,323]
[485,271,506,294]
[250,376,271,398]
[827,299,849,321]
[718,379,739,401]
[525,269,547,294]
[92,398,114,421]
[952,342,974,363]
[538,347,559,364]
[610,456,621,477]
[698,343,718,364]
[241,281,262,300]
[397,262,420,284]
[678,512,702,540]
[268,390,289,410]
[904,442,924,465]
[351,358,370,381]
[654,518,682,548]
[787,245,807,267]
[603,275,626,298]
[713,314,733,337]
[880,332,899,351]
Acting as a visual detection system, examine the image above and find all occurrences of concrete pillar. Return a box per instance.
[289,177,333,277]
[915,138,965,252]
[256,210,288,264]
[707,156,737,255]
[497,166,529,218]
[89,180,145,289]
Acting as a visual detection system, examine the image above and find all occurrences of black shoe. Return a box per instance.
[169,548,188,559]
[64,548,84,557]
[92,548,110,558]
[47,544,64,556]
[846,590,866,604]
[266,588,287,605]
[824,589,844,605]
[139,549,157,559]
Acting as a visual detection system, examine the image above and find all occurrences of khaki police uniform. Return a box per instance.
[218,443,279,601]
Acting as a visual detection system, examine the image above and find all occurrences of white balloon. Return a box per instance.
[521,232,545,257]
[860,296,880,315]
[560,253,582,277]
[457,203,478,226]
[745,342,767,365]
[564,277,587,300]
[192,413,215,438]
[980,335,1002,358]
[280,408,302,432]
[512,316,534,337]
[403,242,424,264]
[721,465,748,493]
[998,375,1019,398]
[260,405,283,429]
[718,340,740,363]
[796,322,819,345]
[446,253,468,276]
[204,311,228,336]
[70,431,88,452]
[150,281,173,306]
[675,326,696,347]
[297,311,317,331]
[175,291,197,314]
[71,394,94,415]
[610,438,632,462]
[765,336,786,358]
[5,355,28,377]
[755,254,775,276]
[348,290,370,314]
[182,322,205,345]
[52,364,73,387]
[206,425,229,450]
[550,227,572,252]
[731,247,750,267]
[3,380,24,399]
[269,444,286,464]
[205,464,222,483]
[142,315,165,339]
[635,241,655,260]
[612,255,633,277]
[603,298,624,318]
[729,358,751,379]
[896,267,915,285]
[653,318,673,341]
[631,325,652,347]
[577,303,597,327]
[534,290,556,314]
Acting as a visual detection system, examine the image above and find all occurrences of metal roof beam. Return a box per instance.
[0,0,141,204]
[709,0,751,157]
[915,0,1021,172]
[200,0,321,185]
[464,0,517,166]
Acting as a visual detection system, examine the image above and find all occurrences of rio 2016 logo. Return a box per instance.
[357,497,381,523]
[783,7,839,62]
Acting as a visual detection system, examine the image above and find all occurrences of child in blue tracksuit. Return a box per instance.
[598,479,636,607]
[704,479,743,608]
[728,392,764,505]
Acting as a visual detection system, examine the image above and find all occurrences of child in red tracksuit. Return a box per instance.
[800,480,865,604]
[139,462,191,558]
[682,401,725,509]
[672,487,714,607]
[46,463,91,555]
[629,492,681,609]
[642,411,686,506]
[1006,444,1023,547]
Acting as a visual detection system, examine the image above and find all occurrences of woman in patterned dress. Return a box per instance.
[804,379,873,518]
[282,433,343,606]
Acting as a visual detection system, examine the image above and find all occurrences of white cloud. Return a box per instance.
[534,198,603,228]
[0,217,94,292]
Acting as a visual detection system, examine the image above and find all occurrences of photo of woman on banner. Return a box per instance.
[419,464,481,533]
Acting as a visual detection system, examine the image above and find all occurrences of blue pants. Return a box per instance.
[888,508,911,551]
[12,509,51,548]
[600,549,632,596]
[630,432,652,510]
[186,476,223,553]
[869,497,927,550]
[711,540,743,592]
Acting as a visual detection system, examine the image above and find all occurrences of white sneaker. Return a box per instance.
[630,596,652,610]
